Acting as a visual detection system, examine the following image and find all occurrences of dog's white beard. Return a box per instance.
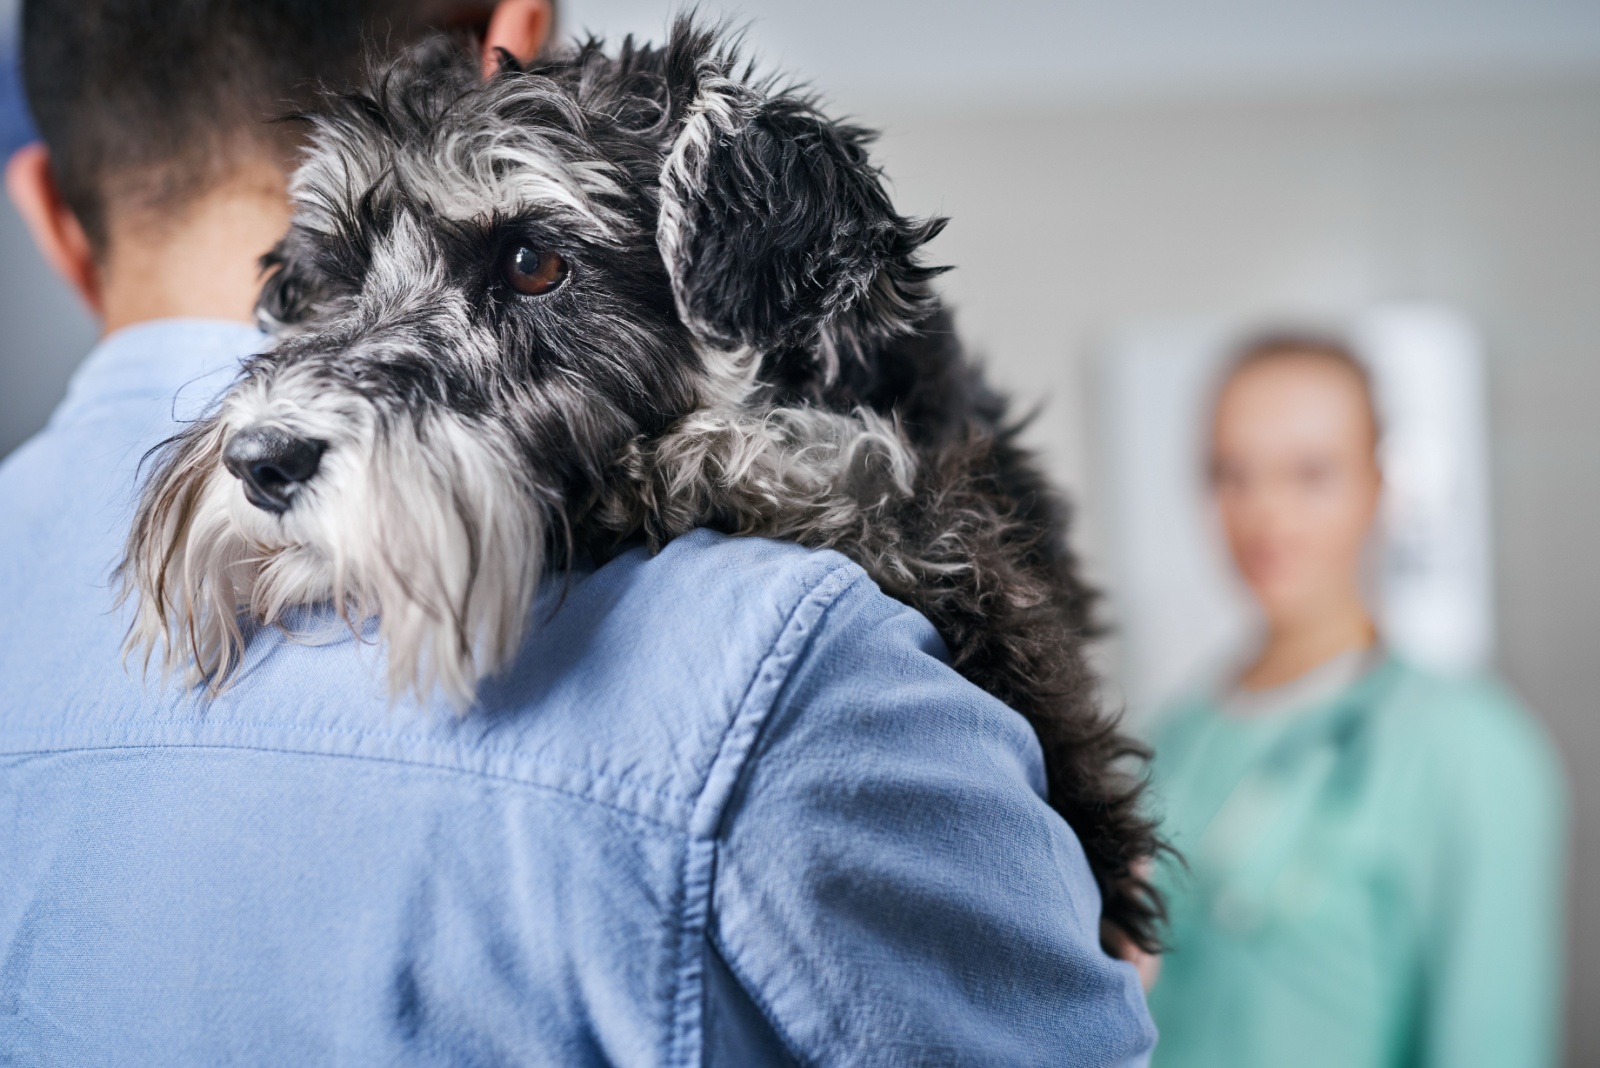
[122,395,546,708]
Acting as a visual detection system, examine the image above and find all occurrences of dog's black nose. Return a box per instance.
[223,426,325,515]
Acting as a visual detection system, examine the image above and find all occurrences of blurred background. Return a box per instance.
[3,0,1597,1057]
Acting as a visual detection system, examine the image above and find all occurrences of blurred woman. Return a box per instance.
[1146,335,1566,1068]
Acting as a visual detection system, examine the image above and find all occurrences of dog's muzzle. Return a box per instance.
[223,426,326,515]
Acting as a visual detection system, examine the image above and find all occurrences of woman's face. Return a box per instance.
[1210,354,1382,627]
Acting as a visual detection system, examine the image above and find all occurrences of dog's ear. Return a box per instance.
[257,240,313,330]
[656,26,945,377]
[256,226,347,332]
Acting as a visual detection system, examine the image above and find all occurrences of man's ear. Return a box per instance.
[656,28,945,379]
[5,143,102,316]
[481,0,554,78]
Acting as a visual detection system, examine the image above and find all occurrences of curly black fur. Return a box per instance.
[120,19,1166,953]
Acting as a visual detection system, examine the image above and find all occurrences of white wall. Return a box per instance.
[562,0,1600,102]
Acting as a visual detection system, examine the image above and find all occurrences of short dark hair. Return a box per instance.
[20,0,499,251]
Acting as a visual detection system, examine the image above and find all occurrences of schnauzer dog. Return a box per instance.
[120,21,1163,951]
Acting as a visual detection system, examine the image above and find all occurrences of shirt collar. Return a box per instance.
[54,318,267,426]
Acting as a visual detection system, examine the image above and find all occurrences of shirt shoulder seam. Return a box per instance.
[690,556,868,839]
[662,554,868,1068]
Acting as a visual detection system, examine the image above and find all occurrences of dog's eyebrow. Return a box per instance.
[400,126,630,238]
[291,78,636,251]
[418,78,632,236]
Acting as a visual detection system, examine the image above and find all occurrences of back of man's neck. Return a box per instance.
[98,165,291,336]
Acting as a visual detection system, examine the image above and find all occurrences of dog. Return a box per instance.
[119,20,1163,952]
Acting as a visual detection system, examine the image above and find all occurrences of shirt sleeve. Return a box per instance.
[706,571,1156,1067]
[1422,682,1568,1068]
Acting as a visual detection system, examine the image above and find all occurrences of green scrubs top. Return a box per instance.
[1147,654,1566,1068]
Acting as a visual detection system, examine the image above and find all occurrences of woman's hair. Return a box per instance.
[1219,329,1382,448]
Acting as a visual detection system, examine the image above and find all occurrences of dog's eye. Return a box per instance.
[501,245,568,296]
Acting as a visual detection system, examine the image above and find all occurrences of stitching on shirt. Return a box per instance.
[662,558,867,1068]
[5,712,696,812]
[705,925,809,1066]
[0,738,688,834]
[692,562,868,836]
[4,553,871,834]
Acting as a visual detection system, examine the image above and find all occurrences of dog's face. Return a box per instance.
[121,23,939,703]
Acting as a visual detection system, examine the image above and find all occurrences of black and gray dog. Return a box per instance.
[121,21,1163,952]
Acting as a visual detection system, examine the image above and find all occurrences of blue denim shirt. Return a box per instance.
[0,321,1155,1066]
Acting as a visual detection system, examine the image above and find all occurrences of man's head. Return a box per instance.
[6,0,553,327]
